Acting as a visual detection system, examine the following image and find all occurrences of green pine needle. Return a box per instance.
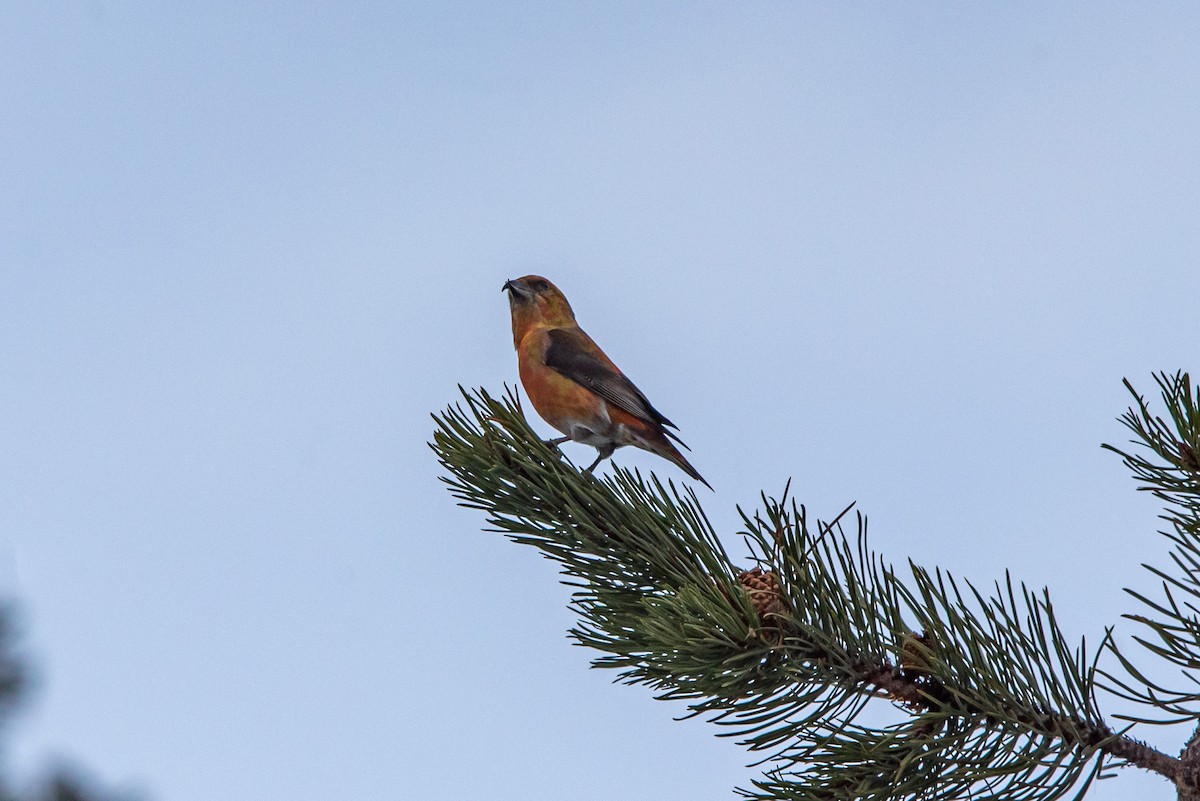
[430,384,1170,800]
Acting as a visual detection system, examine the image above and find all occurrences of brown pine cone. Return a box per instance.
[899,631,935,680]
[737,567,785,623]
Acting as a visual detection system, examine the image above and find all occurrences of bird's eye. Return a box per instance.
[530,279,549,292]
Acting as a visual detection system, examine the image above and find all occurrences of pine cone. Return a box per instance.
[899,631,935,680]
[1179,440,1199,472]
[737,567,785,623]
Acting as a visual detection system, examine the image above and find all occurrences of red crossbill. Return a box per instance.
[501,275,710,489]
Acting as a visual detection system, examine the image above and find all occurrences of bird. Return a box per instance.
[501,275,710,489]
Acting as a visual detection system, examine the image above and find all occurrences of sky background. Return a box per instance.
[2,3,1199,799]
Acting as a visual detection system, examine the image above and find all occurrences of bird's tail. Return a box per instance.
[645,431,713,491]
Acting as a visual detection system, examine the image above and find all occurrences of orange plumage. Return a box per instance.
[501,275,710,489]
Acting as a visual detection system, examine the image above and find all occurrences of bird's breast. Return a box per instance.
[518,334,615,443]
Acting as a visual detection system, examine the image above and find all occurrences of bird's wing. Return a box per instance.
[544,327,677,430]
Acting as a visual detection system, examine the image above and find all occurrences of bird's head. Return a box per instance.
[502,275,577,345]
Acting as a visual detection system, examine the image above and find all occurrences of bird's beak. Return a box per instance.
[502,278,531,301]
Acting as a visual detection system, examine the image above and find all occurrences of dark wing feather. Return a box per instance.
[545,328,677,429]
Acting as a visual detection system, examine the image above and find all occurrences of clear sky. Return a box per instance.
[2,3,1199,799]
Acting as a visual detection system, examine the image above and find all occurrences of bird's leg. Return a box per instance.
[543,436,571,448]
[583,443,616,474]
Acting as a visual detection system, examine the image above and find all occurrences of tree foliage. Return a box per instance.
[431,373,1200,800]
[1103,373,1200,728]
[0,608,130,801]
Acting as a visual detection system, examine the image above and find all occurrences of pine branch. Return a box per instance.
[431,386,1175,800]
[1101,372,1200,724]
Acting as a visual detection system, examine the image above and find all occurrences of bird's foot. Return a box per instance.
[583,449,612,474]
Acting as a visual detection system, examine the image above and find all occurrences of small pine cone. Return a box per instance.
[1180,440,1199,472]
[738,567,785,623]
[899,631,935,680]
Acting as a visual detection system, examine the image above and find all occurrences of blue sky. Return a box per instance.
[2,3,1199,799]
